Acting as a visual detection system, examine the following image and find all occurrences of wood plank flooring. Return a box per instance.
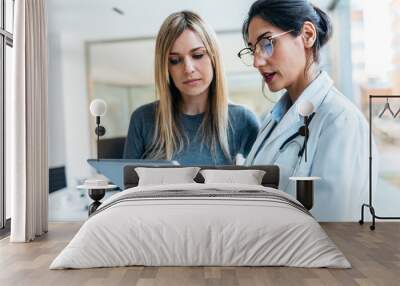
[0,222,399,286]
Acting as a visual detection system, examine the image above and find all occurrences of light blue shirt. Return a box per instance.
[245,71,378,221]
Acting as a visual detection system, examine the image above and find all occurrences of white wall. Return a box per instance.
[48,34,66,168]
[60,34,93,188]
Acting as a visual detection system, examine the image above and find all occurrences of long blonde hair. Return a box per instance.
[146,11,230,162]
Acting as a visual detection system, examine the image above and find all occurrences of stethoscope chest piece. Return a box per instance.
[279,113,315,161]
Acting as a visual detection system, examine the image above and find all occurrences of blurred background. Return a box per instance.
[40,0,400,220]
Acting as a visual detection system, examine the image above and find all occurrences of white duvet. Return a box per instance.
[50,183,350,269]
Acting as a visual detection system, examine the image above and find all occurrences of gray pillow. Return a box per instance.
[135,167,200,186]
[200,169,266,185]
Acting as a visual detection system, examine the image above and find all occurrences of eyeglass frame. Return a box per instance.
[237,30,294,65]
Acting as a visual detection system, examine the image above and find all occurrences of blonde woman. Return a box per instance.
[123,11,259,165]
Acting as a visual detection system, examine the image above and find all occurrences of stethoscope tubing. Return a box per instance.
[279,112,315,158]
[252,112,315,162]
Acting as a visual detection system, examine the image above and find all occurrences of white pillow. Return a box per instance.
[200,169,266,185]
[135,167,200,186]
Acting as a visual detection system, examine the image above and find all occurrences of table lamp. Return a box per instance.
[89,99,107,160]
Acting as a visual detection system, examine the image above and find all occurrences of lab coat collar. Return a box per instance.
[294,70,333,118]
[271,94,292,122]
[266,71,333,145]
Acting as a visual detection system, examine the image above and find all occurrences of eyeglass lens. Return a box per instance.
[258,38,273,57]
[239,38,273,65]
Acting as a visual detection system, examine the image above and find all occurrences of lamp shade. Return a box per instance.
[89,99,107,117]
[298,100,314,117]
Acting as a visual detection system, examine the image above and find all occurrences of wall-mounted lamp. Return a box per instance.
[89,99,107,161]
[298,100,315,163]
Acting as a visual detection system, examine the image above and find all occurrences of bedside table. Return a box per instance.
[77,184,117,215]
[289,177,320,210]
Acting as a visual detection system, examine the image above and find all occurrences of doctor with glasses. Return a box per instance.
[239,0,378,221]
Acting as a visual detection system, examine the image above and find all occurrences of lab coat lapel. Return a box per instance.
[265,107,301,146]
[297,71,333,112]
[264,71,334,146]
[246,71,334,165]
[245,115,275,163]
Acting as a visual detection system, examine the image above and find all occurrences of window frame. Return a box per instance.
[0,0,14,232]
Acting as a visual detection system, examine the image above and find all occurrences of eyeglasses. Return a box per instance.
[237,30,294,66]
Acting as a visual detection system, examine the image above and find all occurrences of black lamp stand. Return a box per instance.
[95,116,106,161]
[296,180,314,210]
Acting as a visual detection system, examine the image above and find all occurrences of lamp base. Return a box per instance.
[88,188,106,215]
[289,177,320,211]
[296,180,314,210]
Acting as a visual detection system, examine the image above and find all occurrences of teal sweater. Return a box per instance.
[123,101,259,165]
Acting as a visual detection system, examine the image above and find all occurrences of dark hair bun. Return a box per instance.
[312,4,332,47]
[242,0,333,63]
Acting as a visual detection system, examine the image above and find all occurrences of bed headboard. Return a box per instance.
[123,165,280,190]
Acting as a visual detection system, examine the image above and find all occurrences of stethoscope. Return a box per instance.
[279,112,315,161]
[252,111,315,162]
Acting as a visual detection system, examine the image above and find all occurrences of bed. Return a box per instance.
[50,165,350,269]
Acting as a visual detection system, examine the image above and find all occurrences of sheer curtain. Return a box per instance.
[9,0,48,242]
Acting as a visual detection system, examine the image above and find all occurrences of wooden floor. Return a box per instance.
[0,222,399,286]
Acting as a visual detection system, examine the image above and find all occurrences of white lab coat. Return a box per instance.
[245,71,378,221]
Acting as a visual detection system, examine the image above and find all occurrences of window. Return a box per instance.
[1,0,14,232]
[350,0,400,216]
